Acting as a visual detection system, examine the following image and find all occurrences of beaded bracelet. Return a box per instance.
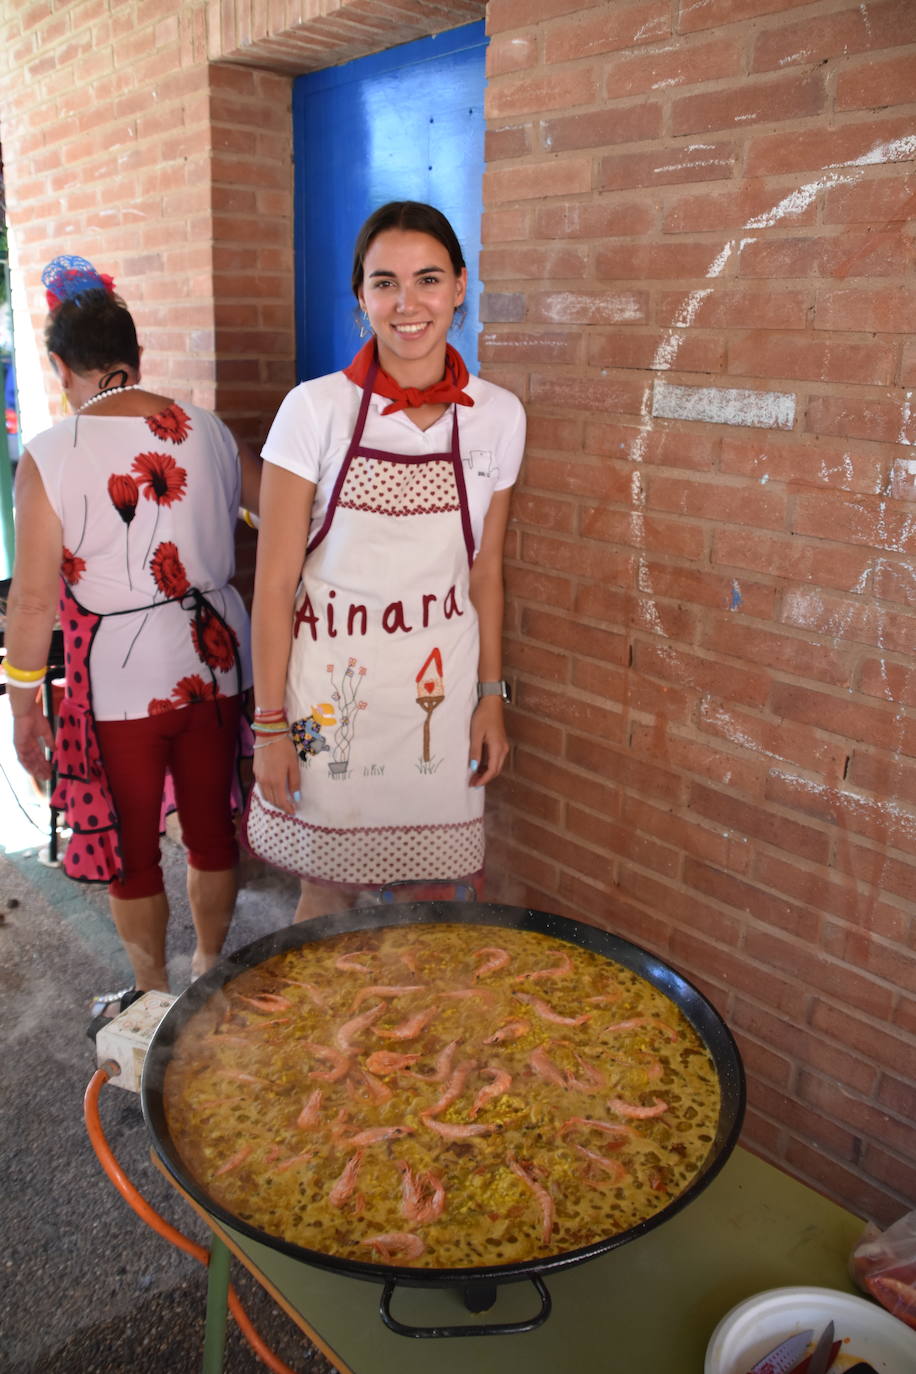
[251,720,290,736]
[252,732,290,750]
[3,661,48,684]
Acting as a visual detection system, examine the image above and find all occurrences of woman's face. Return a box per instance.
[357,228,466,382]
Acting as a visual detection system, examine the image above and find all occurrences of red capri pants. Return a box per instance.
[94,695,242,900]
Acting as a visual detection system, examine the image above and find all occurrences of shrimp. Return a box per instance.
[347,1124,414,1147]
[360,1232,425,1261]
[328,1151,364,1207]
[364,1050,420,1075]
[397,1161,446,1223]
[296,1087,323,1129]
[353,1068,393,1105]
[514,992,590,1026]
[608,1095,668,1119]
[604,1016,678,1042]
[351,984,422,1010]
[214,1145,253,1177]
[236,992,290,1013]
[304,1041,352,1082]
[423,1059,477,1117]
[513,952,572,982]
[424,1118,498,1140]
[507,1154,555,1244]
[528,1046,567,1088]
[484,1019,530,1044]
[336,1001,385,1051]
[375,1006,438,1041]
[572,1142,628,1185]
[565,1056,606,1093]
[559,1116,638,1143]
[275,1148,315,1173]
[335,951,373,972]
[468,1067,513,1119]
[279,978,328,1008]
[473,946,510,979]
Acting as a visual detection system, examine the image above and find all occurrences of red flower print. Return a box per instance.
[147,698,174,715]
[171,675,219,705]
[108,473,139,523]
[131,452,187,506]
[191,608,239,673]
[149,541,190,598]
[145,404,191,444]
[61,547,86,584]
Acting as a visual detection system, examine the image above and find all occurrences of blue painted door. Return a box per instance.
[293,21,487,381]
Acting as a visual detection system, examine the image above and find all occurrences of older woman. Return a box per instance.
[4,256,260,1017]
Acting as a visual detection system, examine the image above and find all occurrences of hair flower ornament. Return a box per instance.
[42,254,116,310]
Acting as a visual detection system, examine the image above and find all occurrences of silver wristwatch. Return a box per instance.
[477,680,512,703]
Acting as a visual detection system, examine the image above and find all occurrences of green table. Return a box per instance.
[172,1147,865,1373]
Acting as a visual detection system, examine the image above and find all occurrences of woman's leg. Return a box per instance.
[168,697,242,975]
[295,879,363,922]
[108,892,170,991]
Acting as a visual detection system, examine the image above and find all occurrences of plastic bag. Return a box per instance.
[850,1209,916,1329]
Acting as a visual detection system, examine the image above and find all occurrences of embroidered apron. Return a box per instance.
[247,365,484,886]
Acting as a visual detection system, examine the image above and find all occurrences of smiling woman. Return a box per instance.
[246,202,527,920]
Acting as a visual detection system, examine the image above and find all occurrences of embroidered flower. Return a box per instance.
[190,608,239,673]
[149,540,190,598]
[147,697,174,716]
[131,451,188,506]
[171,675,219,705]
[61,547,86,584]
[145,404,191,444]
[107,473,139,524]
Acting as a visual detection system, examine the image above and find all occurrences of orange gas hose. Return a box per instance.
[84,1067,299,1374]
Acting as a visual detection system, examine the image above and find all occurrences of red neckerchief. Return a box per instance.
[343,340,474,415]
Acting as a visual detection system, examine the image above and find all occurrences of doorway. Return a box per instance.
[293,20,487,381]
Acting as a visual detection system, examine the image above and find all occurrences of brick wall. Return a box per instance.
[482,0,916,1225]
[1,0,913,1225]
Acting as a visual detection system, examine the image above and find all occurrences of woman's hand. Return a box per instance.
[252,733,301,813]
[13,703,53,784]
[468,696,509,787]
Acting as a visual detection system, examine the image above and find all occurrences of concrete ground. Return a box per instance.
[0,699,337,1373]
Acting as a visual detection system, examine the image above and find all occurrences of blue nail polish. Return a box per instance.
[469,760,479,772]
[292,790,301,802]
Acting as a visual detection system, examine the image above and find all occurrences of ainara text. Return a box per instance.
[293,585,464,642]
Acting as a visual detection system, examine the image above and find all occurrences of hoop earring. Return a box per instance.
[358,310,371,340]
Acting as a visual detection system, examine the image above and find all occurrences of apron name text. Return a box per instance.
[294,585,465,642]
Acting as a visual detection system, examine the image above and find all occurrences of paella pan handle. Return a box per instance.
[378,1275,552,1338]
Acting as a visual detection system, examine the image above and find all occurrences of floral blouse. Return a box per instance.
[28,401,252,720]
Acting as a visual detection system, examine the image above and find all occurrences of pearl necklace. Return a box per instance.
[77,383,143,413]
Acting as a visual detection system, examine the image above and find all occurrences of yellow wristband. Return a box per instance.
[3,662,48,684]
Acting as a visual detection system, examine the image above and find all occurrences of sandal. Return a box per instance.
[86,986,145,1042]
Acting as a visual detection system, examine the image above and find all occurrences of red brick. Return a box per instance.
[681,0,825,32]
[481,206,531,243]
[812,997,915,1073]
[635,640,771,709]
[729,333,897,388]
[544,1,670,63]
[837,52,916,112]
[484,157,591,203]
[699,698,847,780]
[521,606,629,666]
[602,32,742,98]
[823,171,916,226]
[586,330,725,373]
[568,803,682,877]
[765,770,916,855]
[542,100,663,153]
[597,142,738,190]
[771,682,916,759]
[862,1141,916,1208]
[585,420,720,472]
[703,615,851,688]
[486,0,591,35]
[822,924,916,996]
[746,115,916,178]
[858,657,916,708]
[520,529,635,587]
[793,491,916,555]
[639,559,775,618]
[534,199,655,239]
[752,0,914,72]
[624,794,752,873]
[780,588,916,656]
[849,748,916,810]
[815,286,916,335]
[579,505,706,559]
[719,436,884,497]
[808,394,916,446]
[877,1073,916,1123]
[633,722,765,795]
[570,654,695,724]
[529,373,647,418]
[786,1141,904,1229]
[485,124,532,161]
[663,178,819,235]
[479,330,582,365]
[650,473,786,529]
[511,814,623,889]
[527,290,647,324]
[485,31,538,78]
[673,70,825,137]
[595,239,725,279]
[715,527,875,593]
[834,839,916,903]
[480,243,589,279]
[731,1002,877,1095]
[656,287,810,331]
[565,732,688,806]
[522,453,632,502]
[488,65,598,119]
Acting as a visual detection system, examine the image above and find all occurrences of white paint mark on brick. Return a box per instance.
[778,50,812,66]
[655,158,731,174]
[539,292,644,324]
[652,382,796,430]
[843,134,916,167]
